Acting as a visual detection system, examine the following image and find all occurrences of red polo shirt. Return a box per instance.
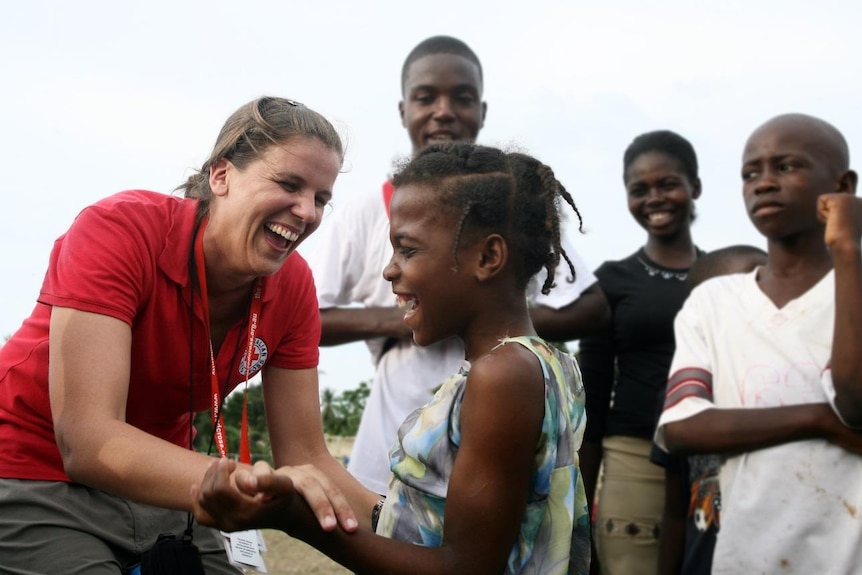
[0,190,320,481]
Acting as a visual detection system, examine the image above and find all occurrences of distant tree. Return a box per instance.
[193,383,272,464]
[321,381,370,437]
[193,380,370,461]
[320,388,337,429]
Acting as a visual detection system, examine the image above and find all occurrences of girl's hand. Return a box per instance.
[261,463,357,533]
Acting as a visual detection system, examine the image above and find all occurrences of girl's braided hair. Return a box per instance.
[392,143,582,294]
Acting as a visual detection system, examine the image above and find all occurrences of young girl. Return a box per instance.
[577,130,703,574]
[192,143,592,574]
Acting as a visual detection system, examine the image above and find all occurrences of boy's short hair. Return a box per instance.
[749,113,851,174]
[687,245,767,289]
[401,35,483,94]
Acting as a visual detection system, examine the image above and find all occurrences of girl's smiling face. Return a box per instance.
[206,136,340,283]
[625,150,700,240]
[383,183,478,347]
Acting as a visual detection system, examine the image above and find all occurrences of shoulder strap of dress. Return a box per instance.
[508,337,577,430]
[497,336,580,456]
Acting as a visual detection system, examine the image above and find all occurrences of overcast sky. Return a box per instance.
[2,0,860,394]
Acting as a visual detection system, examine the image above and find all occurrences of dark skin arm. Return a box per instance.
[193,344,547,575]
[578,440,603,575]
[575,320,615,509]
[530,282,610,341]
[576,310,615,575]
[319,282,610,347]
[578,441,603,519]
[819,191,862,426]
[319,306,412,346]
[656,462,687,575]
[663,402,862,456]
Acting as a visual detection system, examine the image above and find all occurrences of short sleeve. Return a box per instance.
[654,290,716,451]
[267,255,322,370]
[39,198,158,325]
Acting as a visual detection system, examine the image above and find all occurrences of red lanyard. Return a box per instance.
[382,180,394,219]
[193,216,261,463]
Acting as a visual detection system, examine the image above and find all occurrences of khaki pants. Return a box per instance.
[595,436,664,575]
[0,478,240,575]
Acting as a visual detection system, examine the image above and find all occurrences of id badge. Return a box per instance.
[221,529,268,573]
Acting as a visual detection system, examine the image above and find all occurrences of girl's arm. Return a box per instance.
[424,342,547,573]
[656,461,687,575]
[577,323,615,575]
[194,342,548,575]
[49,307,222,510]
[576,326,615,513]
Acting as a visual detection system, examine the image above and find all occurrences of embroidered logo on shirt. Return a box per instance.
[239,337,268,376]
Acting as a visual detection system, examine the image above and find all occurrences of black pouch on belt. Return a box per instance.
[140,531,206,575]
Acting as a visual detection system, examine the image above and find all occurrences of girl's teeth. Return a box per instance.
[396,296,417,311]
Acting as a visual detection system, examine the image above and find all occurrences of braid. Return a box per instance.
[534,163,577,295]
[535,163,562,293]
[391,143,583,295]
[451,201,476,271]
[556,185,581,289]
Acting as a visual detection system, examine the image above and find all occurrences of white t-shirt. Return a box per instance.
[655,269,862,574]
[309,184,597,494]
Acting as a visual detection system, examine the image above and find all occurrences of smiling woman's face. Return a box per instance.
[207,136,340,282]
[625,150,700,239]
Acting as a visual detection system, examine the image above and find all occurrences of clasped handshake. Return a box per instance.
[191,459,360,537]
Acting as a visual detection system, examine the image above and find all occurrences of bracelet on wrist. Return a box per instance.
[371,498,385,532]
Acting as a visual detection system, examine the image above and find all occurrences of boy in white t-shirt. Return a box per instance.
[655,113,862,574]
[308,36,609,495]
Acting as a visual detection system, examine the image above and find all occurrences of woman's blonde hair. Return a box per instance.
[177,96,343,211]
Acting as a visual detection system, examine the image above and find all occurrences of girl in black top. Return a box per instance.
[579,130,702,575]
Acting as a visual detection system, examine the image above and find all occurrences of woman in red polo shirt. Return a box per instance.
[0,97,369,574]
